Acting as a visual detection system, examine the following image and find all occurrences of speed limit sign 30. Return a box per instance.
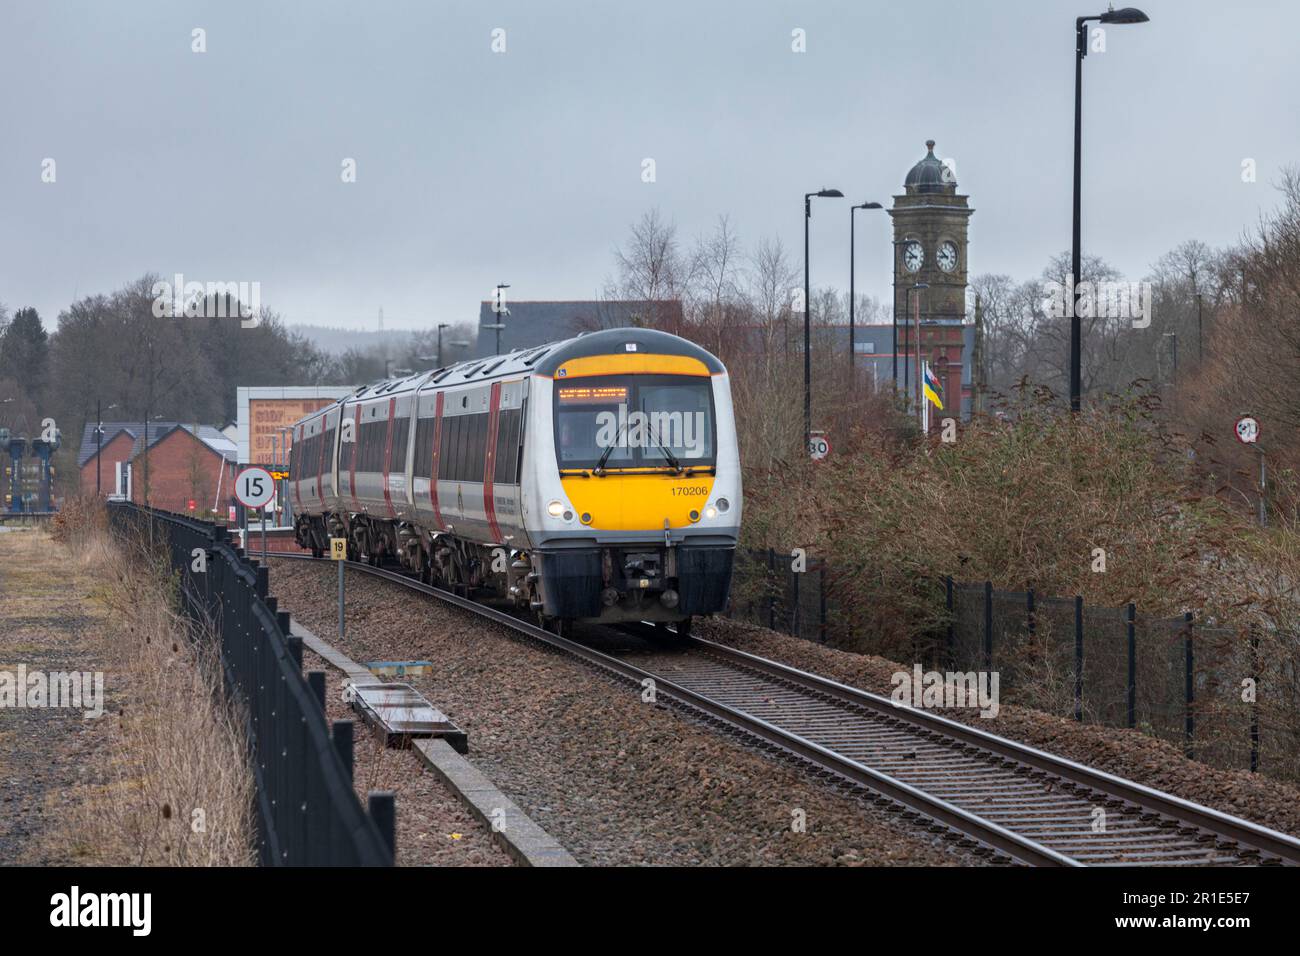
[235,466,276,509]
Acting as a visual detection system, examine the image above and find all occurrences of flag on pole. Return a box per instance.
[923,362,944,411]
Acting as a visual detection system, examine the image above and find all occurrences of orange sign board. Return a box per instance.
[249,398,335,464]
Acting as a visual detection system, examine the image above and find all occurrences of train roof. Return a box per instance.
[293,328,725,429]
[341,327,725,404]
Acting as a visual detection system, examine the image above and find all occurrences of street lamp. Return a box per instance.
[94,401,118,496]
[1070,6,1149,413]
[483,323,506,356]
[437,322,451,367]
[903,283,929,399]
[850,201,883,377]
[804,188,844,450]
[492,284,511,356]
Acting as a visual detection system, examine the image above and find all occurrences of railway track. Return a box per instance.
[267,551,1300,867]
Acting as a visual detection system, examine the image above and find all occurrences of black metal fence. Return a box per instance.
[109,502,394,866]
[729,549,1291,779]
[728,548,829,642]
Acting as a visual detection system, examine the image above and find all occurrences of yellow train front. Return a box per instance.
[519,328,742,634]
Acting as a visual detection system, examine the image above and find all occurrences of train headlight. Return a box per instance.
[715,497,730,513]
[704,506,717,520]
[547,499,565,517]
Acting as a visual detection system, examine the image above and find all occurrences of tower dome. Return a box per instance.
[904,140,956,194]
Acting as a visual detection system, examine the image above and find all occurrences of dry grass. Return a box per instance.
[53,498,256,865]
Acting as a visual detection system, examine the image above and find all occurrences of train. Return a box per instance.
[288,327,742,635]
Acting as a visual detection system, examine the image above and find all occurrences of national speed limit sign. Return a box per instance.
[235,466,275,509]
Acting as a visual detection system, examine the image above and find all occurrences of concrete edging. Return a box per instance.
[288,617,580,868]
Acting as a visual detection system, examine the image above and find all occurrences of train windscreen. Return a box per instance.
[553,374,715,471]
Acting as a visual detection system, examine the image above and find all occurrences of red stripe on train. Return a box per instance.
[430,391,446,531]
[314,416,327,511]
[349,405,361,512]
[381,397,397,518]
[292,425,303,511]
[483,381,504,544]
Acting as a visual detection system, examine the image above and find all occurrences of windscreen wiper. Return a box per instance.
[592,420,628,476]
[646,421,683,474]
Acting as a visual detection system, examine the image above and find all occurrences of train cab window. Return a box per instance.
[553,375,714,471]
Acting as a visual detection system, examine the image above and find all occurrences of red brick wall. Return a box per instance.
[79,431,135,497]
[131,428,231,516]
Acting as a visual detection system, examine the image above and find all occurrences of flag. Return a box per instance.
[923,363,944,411]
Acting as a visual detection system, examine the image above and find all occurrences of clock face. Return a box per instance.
[937,240,958,273]
[902,240,923,273]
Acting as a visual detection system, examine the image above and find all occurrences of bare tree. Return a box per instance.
[746,235,799,358]
[610,209,694,331]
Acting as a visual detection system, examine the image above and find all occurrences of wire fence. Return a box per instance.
[109,501,394,866]
[728,548,1295,781]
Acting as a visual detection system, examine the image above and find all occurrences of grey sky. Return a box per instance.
[3,0,1297,332]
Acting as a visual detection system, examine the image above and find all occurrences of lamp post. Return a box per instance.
[850,202,883,378]
[492,284,511,356]
[903,283,929,399]
[483,323,506,356]
[1070,6,1149,413]
[437,323,451,367]
[804,188,844,450]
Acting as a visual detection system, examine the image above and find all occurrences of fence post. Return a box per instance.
[1074,596,1084,722]
[766,548,776,631]
[1126,603,1136,729]
[818,563,827,645]
[307,671,327,711]
[1184,612,1194,758]
[368,791,396,863]
[1026,586,1036,650]
[1249,623,1259,773]
[332,720,354,780]
[945,576,955,670]
[791,561,801,638]
[982,581,993,673]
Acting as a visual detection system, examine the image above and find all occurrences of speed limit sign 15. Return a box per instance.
[235,466,276,509]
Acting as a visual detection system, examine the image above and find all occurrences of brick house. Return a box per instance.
[78,421,237,514]
[77,424,137,498]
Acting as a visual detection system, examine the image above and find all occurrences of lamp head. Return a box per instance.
[1100,6,1149,24]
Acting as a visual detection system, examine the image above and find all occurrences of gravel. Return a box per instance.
[695,616,1300,839]
[302,647,510,867]
[271,559,982,866]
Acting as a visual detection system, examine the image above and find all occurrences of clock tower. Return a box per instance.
[890,140,974,420]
